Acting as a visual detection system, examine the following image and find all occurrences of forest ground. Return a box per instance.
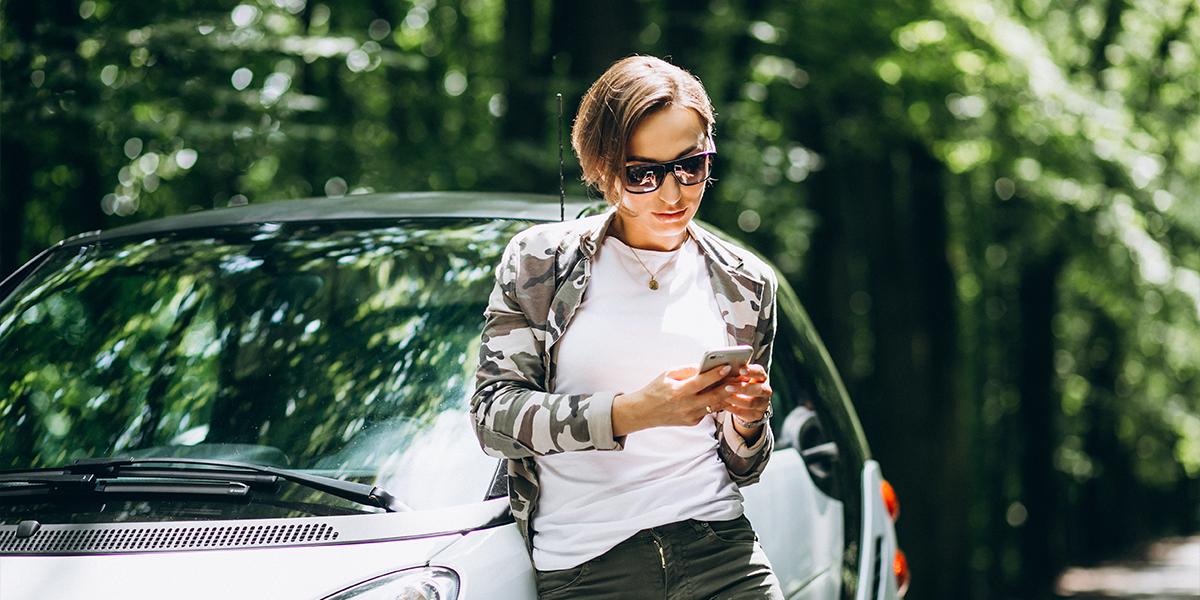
[1055,535,1200,599]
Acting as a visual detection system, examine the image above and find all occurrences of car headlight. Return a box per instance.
[322,567,460,600]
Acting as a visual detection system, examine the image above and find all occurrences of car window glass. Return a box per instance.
[0,218,528,518]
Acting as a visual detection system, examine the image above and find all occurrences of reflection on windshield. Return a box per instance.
[0,218,526,515]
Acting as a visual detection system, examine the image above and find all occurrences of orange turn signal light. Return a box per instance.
[894,549,910,596]
[881,479,899,522]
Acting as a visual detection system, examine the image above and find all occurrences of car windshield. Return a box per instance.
[0,217,529,521]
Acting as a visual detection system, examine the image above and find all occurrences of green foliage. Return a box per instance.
[875,0,1200,584]
[890,0,1200,479]
[2,0,1198,596]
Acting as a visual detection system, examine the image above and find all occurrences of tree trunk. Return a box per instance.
[1016,251,1066,595]
[0,137,31,279]
[803,136,969,598]
[865,144,969,599]
[501,0,541,144]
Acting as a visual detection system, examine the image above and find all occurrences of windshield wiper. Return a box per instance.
[0,457,411,512]
[0,471,253,502]
[73,457,412,512]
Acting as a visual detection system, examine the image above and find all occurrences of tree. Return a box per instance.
[880,0,1200,593]
[3,0,1198,598]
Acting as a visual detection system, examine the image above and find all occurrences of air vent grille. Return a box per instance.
[0,521,340,555]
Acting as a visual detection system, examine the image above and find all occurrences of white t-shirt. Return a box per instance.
[532,235,744,570]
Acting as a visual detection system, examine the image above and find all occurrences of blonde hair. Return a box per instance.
[571,56,714,206]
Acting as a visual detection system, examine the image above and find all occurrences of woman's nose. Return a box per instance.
[659,170,683,203]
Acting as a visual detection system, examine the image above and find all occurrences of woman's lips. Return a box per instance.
[654,209,688,222]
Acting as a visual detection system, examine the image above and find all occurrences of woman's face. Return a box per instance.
[614,105,710,252]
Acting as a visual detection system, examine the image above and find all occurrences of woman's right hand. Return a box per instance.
[611,364,734,437]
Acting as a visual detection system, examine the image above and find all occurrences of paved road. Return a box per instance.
[1056,536,1200,599]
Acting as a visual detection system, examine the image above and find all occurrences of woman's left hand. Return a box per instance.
[718,363,771,442]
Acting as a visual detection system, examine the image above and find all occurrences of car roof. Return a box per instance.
[1,191,604,299]
[75,192,604,245]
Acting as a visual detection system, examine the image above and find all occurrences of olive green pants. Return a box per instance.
[535,515,784,600]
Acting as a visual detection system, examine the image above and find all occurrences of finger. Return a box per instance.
[718,401,767,423]
[665,365,699,380]
[689,364,733,390]
[692,385,742,414]
[726,381,771,399]
[721,393,769,412]
[718,382,771,412]
[720,381,768,400]
[722,390,770,411]
[738,363,768,381]
[686,384,729,417]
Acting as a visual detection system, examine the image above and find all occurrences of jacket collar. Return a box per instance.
[578,210,614,260]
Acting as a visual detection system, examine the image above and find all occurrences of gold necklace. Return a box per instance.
[626,233,688,291]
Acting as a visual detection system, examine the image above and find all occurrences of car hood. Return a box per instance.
[3,534,457,600]
[1,499,511,600]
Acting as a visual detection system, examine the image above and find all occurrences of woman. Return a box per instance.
[472,55,782,599]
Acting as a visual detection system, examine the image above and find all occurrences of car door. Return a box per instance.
[741,277,872,600]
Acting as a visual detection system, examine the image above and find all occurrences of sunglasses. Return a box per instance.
[624,151,715,194]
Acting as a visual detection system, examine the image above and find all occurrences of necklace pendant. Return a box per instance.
[649,278,659,291]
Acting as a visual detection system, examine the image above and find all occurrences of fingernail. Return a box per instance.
[725,385,736,393]
[720,366,731,375]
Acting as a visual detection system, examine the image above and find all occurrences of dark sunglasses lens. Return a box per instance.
[674,154,710,184]
[626,164,663,192]
[624,153,712,192]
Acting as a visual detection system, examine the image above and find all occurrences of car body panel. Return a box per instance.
[742,447,843,598]
[430,524,538,599]
[2,535,452,600]
[855,460,901,600]
[80,192,600,244]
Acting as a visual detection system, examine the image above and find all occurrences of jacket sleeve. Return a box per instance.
[470,233,623,460]
[714,266,777,487]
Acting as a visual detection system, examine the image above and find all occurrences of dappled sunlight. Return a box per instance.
[0,220,522,481]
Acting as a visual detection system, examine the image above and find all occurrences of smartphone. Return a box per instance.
[698,345,753,374]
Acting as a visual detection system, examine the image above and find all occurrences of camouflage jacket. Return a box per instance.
[471,210,777,553]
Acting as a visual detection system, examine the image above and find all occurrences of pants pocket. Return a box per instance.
[536,563,589,598]
[704,515,758,545]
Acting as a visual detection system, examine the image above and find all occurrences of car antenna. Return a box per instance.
[558,93,565,221]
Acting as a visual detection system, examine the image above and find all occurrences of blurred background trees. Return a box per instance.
[2,0,1197,597]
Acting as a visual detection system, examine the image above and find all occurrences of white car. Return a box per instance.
[0,192,908,599]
